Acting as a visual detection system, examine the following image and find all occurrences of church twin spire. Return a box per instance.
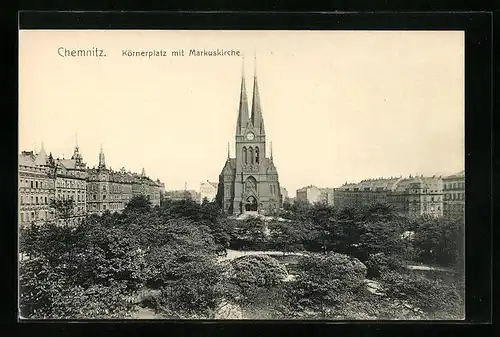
[236,54,265,135]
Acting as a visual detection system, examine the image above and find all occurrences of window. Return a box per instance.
[255,147,260,164]
[103,204,107,210]
[103,195,106,200]
[30,196,33,204]
[93,195,97,200]
[31,212,34,220]
[20,196,24,204]
[249,147,254,164]
[30,181,33,188]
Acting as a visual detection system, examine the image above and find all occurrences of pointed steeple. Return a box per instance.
[227,142,230,159]
[141,168,146,177]
[98,144,106,169]
[34,142,48,166]
[270,141,273,161]
[236,55,250,135]
[251,52,265,135]
[72,134,83,162]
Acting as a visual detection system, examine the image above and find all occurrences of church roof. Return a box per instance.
[221,158,236,175]
[208,181,219,188]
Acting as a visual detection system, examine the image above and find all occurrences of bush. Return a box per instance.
[365,253,405,279]
[19,256,134,319]
[381,271,463,319]
[288,252,367,312]
[228,255,288,304]
[156,256,224,316]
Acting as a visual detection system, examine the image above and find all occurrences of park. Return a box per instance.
[19,195,465,320]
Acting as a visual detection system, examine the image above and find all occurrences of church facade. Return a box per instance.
[216,63,282,215]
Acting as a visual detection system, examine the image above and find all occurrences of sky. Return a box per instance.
[19,30,464,197]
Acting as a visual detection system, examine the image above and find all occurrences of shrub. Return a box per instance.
[155,255,224,316]
[288,252,367,312]
[228,255,288,304]
[365,253,405,279]
[19,256,133,319]
[380,271,463,319]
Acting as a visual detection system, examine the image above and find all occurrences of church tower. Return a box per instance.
[217,56,281,215]
[98,145,106,169]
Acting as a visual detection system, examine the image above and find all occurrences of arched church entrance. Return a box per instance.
[245,196,258,212]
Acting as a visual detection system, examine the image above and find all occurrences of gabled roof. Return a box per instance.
[58,159,77,169]
[221,158,236,175]
[444,170,465,179]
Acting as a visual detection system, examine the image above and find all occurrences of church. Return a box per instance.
[216,60,282,215]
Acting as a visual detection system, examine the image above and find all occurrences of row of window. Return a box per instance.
[423,205,442,212]
[20,179,52,190]
[444,182,465,190]
[20,210,53,222]
[269,184,277,195]
[88,184,129,193]
[57,193,86,202]
[89,203,124,211]
[424,196,442,202]
[20,195,49,205]
[242,146,260,165]
[445,192,465,201]
[56,180,86,189]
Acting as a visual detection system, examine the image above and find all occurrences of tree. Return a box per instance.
[288,252,367,315]
[411,216,464,268]
[125,195,152,213]
[229,217,268,250]
[268,221,306,253]
[49,199,75,220]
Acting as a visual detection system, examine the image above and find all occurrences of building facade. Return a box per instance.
[320,188,335,206]
[19,144,165,223]
[388,176,444,218]
[334,175,444,218]
[443,170,465,219]
[54,144,88,224]
[165,190,200,202]
[216,63,282,215]
[200,181,218,203]
[296,185,322,204]
[87,149,163,215]
[18,147,56,226]
[280,187,289,206]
